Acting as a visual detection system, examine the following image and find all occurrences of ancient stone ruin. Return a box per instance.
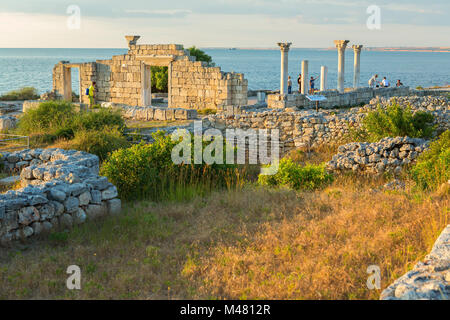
[381,225,450,300]
[51,35,248,110]
[0,148,121,244]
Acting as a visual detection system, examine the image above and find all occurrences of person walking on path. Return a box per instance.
[297,74,302,92]
[88,82,97,109]
[368,74,378,88]
[309,75,319,94]
[288,76,292,94]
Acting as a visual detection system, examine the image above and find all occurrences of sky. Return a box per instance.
[1,0,449,48]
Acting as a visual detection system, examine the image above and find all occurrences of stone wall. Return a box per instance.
[326,137,429,175]
[0,149,121,244]
[267,87,448,109]
[52,38,248,110]
[100,102,198,121]
[206,95,449,152]
[381,224,450,300]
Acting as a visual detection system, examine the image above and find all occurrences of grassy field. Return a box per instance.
[0,170,447,299]
[1,102,448,300]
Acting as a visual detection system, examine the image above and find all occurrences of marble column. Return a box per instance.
[301,60,309,94]
[352,45,363,89]
[320,66,328,91]
[334,40,349,93]
[277,42,292,95]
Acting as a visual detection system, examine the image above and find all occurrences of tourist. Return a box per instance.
[368,74,378,88]
[297,73,302,92]
[88,81,96,108]
[381,77,390,87]
[309,75,319,94]
[288,76,292,94]
[396,79,404,87]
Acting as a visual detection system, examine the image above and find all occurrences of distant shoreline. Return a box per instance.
[1,47,449,52]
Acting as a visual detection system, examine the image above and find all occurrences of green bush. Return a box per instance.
[18,101,125,136]
[151,66,168,93]
[71,108,125,133]
[0,87,40,101]
[258,158,333,191]
[70,127,130,162]
[188,46,213,66]
[17,100,76,135]
[101,132,242,201]
[410,130,450,190]
[358,102,435,142]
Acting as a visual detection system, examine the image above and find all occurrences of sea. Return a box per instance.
[0,48,448,96]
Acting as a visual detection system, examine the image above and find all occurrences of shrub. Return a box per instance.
[359,102,434,142]
[258,158,333,191]
[101,132,243,200]
[188,46,214,66]
[151,66,168,93]
[0,87,40,101]
[71,108,125,133]
[18,101,125,138]
[70,127,130,162]
[410,130,450,190]
[17,100,76,135]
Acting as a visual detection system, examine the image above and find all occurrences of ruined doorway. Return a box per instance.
[62,65,82,103]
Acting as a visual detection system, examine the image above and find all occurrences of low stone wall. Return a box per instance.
[381,224,450,300]
[100,102,198,121]
[206,95,449,152]
[326,137,429,174]
[0,148,121,244]
[267,87,449,109]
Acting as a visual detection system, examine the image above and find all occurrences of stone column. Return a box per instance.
[301,60,309,94]
[352,45,363,89]
[277,42,292,95]
[334,40,349,93]
[320,66,328,91]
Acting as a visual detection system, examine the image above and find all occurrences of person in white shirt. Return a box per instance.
[381,77,390,87]
[368,74,378,88]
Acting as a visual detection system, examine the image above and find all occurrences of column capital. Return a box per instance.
[352,44,363,52]
[334,40,350,50]
[125,35,141,47]
[277,42,292,52]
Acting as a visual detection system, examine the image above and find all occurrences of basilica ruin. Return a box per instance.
[52,35,248,110]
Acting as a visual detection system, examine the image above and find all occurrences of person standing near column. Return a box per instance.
[297,73,302,92]
[288,76,293,94]
[309,75,319,94]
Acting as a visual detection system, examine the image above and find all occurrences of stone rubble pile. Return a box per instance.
[0,148,121,244]
[381,225,450,300]
[326,137,429,174]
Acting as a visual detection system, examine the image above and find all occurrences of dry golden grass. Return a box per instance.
[0,174,447,300]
